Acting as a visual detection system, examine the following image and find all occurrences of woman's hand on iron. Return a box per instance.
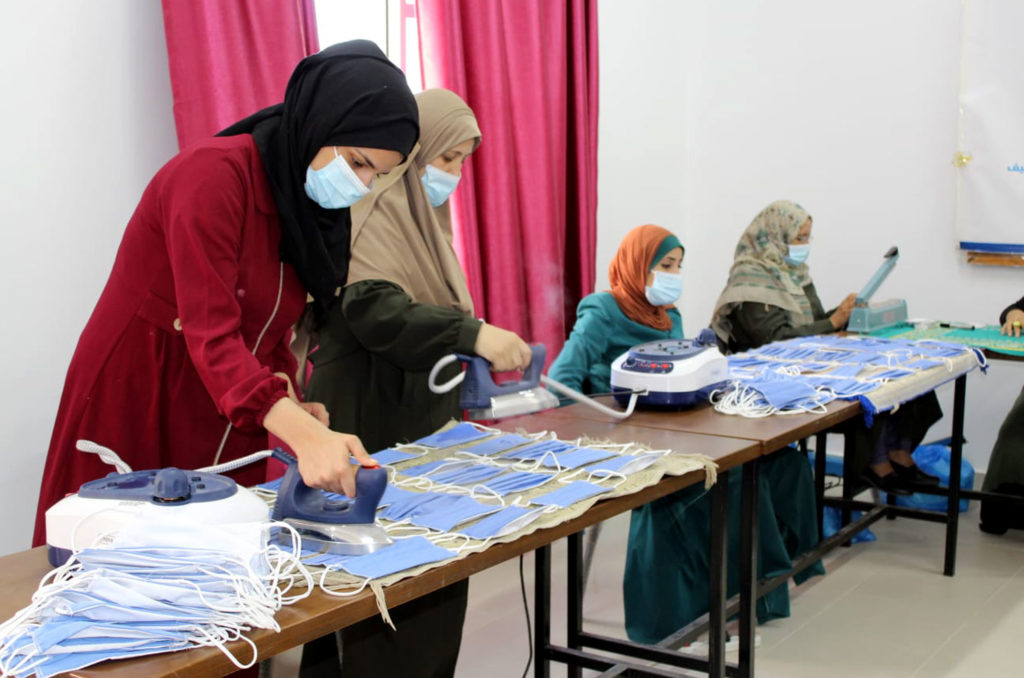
[830,293,857,329]
[474,323,533,372]
[298,430,374,497]
[262,397,374,497]
[1002,309,1024,337]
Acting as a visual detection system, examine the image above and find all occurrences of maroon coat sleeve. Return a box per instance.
[159,148,289,430]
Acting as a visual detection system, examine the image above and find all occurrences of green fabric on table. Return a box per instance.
[623,446,824,644]
[870,323,1024,357]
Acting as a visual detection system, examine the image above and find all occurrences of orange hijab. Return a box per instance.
[608,224,681,331]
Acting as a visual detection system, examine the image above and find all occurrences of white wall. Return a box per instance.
[1,0,1020,557]
[0,2,178,554]
[597,0,1024,473]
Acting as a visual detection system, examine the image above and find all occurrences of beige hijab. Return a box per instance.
[710,200,815,343]
[345,89,480,315]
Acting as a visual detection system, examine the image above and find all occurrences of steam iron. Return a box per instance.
[459,345,560,420]
[45,466,270,567]
[270,449,392,555]
[847,246,909,333]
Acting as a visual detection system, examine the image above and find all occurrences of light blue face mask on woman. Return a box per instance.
[421,164,461,207]
[303,148,371,209]
[785,244,810,266]
[645,271,682,306]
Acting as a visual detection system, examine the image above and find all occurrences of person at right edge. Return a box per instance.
[979,294,1024,535]
[299,89,531,677]
[711,200,943,497]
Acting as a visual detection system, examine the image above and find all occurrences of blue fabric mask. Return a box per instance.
[414,422,491,448]
[530,481,610,508]
[500,439,574,462]
[538,446,616,470]
[784,244,810,266]
[458,505,546,540]
[461,434,533,456]
[747,377,821,410]
[428,464,505,486]
[339,536,456,579]
[481,470,556,495]
[584,454,658,477]
[303,148,371,209]
[420,164,461,207]
[644,271,682,306]
[370,448,422,465]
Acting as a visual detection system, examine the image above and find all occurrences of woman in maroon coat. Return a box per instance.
[33,41,419,545]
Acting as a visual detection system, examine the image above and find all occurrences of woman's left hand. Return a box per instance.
[1001,309,1024,337]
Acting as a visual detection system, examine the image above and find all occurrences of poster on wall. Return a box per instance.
[955,0,1024,254]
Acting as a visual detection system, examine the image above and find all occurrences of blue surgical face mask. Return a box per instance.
[784,243,810,266]
[481,470,556,496]
[303,147,371,209]
[538,446,616,470]
[339,536,456,579]
[530,481,610,508]
[645,271,682,306]
[421,164,461,207]
[414,422,491,448]
[461,434,533,456]
[458,505,546,540]
[500,439,574,462]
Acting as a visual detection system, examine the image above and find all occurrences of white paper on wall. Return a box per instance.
[955,0,1024,253]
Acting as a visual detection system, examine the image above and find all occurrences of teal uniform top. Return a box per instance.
[548,292,683,395]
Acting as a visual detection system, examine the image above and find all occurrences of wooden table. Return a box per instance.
[506,401,864,678]
[0,423,755,678]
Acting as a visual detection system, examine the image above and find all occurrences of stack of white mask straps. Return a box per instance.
[270,421,712,607]
[711,335,985,418]
[0,517,311,678]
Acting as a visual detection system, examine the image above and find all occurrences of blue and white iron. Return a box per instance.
[45,466,270,567]
[610,330,729,408]
[270,448,392,555]
[458,345,560,420]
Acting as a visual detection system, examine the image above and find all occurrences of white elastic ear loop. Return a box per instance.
[319,569,371,598]
[428,354,464,394]
[469,485,506,505]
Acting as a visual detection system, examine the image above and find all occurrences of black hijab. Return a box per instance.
[218,40,419,315]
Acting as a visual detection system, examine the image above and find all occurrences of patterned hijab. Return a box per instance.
[711,200,814,343]
[609,224,684,332]
[345,89,479,314]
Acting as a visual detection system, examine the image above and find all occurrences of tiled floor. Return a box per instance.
[273,490,1024,677]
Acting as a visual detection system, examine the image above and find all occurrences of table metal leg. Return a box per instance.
[568,531,583,678]
[738,459,760,678]
[709,469,729,678]
[814,433,827,542]
[945,375,966,577]
[535,545,551,678]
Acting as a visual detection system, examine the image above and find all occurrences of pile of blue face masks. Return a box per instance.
[0,520,310,678]
[719,335,981,416]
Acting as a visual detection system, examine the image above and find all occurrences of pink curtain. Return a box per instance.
[417,0,598,366]
[161,0,320,149]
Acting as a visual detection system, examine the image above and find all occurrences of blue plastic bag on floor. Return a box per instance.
[822,505,876,543]
[888,443,974,513]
